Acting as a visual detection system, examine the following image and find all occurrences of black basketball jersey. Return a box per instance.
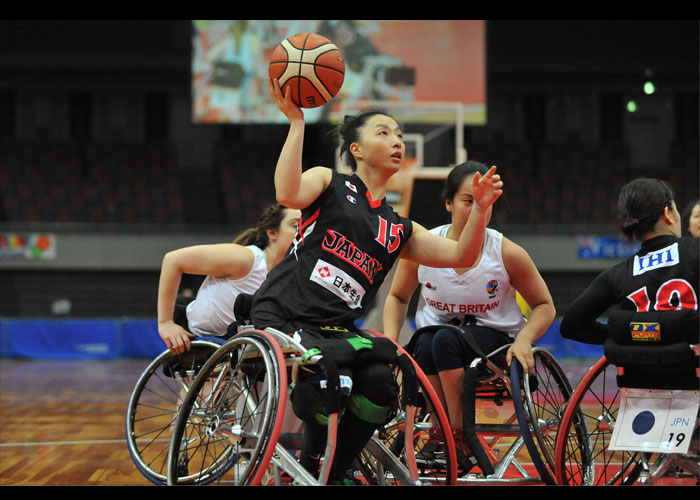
[252,169,414,330]
[561,235,699,344]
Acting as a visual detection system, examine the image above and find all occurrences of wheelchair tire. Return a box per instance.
[510,348,577,485]
[166,330,287,485]
[126,339,223,485]
[553,356,662,486]
[355,333,458,485]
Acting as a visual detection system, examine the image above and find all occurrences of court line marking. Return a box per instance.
[0,439,130,447]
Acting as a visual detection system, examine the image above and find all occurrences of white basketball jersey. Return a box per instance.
[414,226,526,337]
[186,245,268,336]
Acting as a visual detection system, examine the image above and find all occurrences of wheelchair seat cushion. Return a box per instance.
[233,292,253,321]
[605,309,698,389]
[603,337,698,390]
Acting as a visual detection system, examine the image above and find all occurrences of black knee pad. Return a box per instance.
[290,366,353,425]
[352,362,398,407]
[348,362,399,425]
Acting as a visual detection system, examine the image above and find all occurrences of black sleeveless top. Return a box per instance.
[560,235,699,344]
[252,169,413,330]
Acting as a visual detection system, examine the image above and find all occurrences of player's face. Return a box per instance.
[353,114,405,172]
[276,208,301,249]
[446,174,492,231]
[689,203,700,238]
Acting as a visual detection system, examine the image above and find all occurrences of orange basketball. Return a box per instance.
[268,33,345,108]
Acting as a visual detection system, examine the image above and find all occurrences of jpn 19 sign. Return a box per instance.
[609,388,699,454]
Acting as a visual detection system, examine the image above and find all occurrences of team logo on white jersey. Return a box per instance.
[633,243,679,276]
[486,279,499,298]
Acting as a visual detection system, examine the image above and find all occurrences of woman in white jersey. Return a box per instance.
[157,203,300,354]
[383,161,555,456]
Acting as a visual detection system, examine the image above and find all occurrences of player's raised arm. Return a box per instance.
[267,77,331,209]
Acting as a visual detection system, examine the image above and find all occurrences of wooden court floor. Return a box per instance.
[0,356,594,486]
[0,358,155,486]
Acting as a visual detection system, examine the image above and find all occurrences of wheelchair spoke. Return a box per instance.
[126,341,222,485]
[166,333,286,485]
[556,359,649,486]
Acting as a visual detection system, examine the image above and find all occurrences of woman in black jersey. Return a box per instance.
[252,77,503,483]
[560,178,699,345]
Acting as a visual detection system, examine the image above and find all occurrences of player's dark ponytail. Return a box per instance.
[618,178,675,242]
[234,203,287,249]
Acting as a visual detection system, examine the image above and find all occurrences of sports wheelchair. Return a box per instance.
[126,336,235,484]
[554,309,700,486]
[403,324,577,485]
[127,295,460,486]
[126,294,267,485]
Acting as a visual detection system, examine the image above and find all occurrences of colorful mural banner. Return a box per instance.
[0,232,56,259]
[191,20,486,124]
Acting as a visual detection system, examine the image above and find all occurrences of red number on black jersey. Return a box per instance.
[375,216,404,253]
[627,279,698,311]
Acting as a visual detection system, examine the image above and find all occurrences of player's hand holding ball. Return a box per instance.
[268,32,345,119]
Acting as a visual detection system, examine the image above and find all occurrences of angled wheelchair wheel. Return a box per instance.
[126,339,222,484]
[554,356,658,486]
[166,330,287,485]
[510,347,577,485]
[354,336,458,486]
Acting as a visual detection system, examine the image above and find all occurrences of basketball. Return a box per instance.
[268,32,345,109]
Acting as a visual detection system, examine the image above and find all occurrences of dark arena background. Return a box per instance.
[0,20,698,486]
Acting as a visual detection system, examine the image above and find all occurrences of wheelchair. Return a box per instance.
[126,294,257,485]
[554,309,700,486]
[128,294,458,486]
[404,324,578,485]
[126,336,233,484]
[160,325,463,486]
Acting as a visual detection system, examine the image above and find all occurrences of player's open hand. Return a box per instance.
[471,165,503,210]
[267,77,304,123]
